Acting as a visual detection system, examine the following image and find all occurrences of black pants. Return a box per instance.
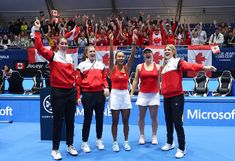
[164,94,185,151]
[51,87,77,150]
[81,91,105,142]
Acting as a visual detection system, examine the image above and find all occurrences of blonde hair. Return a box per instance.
[165,44,177,58]
[162,44,177,68]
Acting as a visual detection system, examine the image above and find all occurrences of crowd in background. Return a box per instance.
[0,11,235,49]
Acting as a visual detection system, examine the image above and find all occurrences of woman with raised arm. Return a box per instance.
[130,48,161,145]
[109,33,136,152]
[33,19,78,160]
[161,44,216,159]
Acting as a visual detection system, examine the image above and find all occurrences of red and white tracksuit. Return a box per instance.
[161,57,203,151]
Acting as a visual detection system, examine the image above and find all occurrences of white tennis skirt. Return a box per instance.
[136,92,160,106]
[108,89,132,110]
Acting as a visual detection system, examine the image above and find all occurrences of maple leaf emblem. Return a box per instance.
[195,52,206,64]
[153,52,163,64]
[102,53,109,66]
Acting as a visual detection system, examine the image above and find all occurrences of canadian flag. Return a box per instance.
[27,47,49,64]
[210,45,221,54]
[96,46,117,67]
[187,45,212,77]
[15,62,25,70]
[96,46,117,74]
[64,26,80,41]
[28,47,78,68]
[51,10,58,17]
[67,48,79,69]
[145,45,164,65]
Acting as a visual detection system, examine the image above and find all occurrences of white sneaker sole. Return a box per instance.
[67,150,78,156]
[161,146,175,151]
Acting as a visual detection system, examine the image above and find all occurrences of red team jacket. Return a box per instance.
[76,59,108,98]
[161,58,204,98]
[34,31,76,89]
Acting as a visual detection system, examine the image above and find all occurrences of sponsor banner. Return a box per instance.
[40,87,66,140]
[16,62,49,77]
[0,97,40,122]
[0,106,13,121]
[185,100,235,126]
[177,46,188,61]
[212,47,235,71]
[0,49,28,70]
[1,94,235,127]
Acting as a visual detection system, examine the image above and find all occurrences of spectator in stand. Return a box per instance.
[2,64,13,79]
[188,24,200,45]
[166,30,175,45]
[130,48,161,145]
[88,31,97,46]
[224,27,235,47]
[96,28,109,46]
[76,45,109,153]
[150,27,162,46]
[19,31,29,48]
[41,19,51,36]
[198,23,208,45]
[1,64,13,93]
[116,27,129,46]
[219,22,228,36]
[33,19,78,160]
[161,44,216,159]
[191,31,200,45]
[11,35,21,47]
[77,31,88,47]
[184,21,192,45]
[86,18,94,36]
[67,17,76,30]
[20,21,28,35]
[109,33,136,152]
[162,19,177,45]
[131,28,140,45]
[209,27,224,46]
[2,34,11,46]
[141,30,150,45]
[87,21,97,45]
[174,23,186,45]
